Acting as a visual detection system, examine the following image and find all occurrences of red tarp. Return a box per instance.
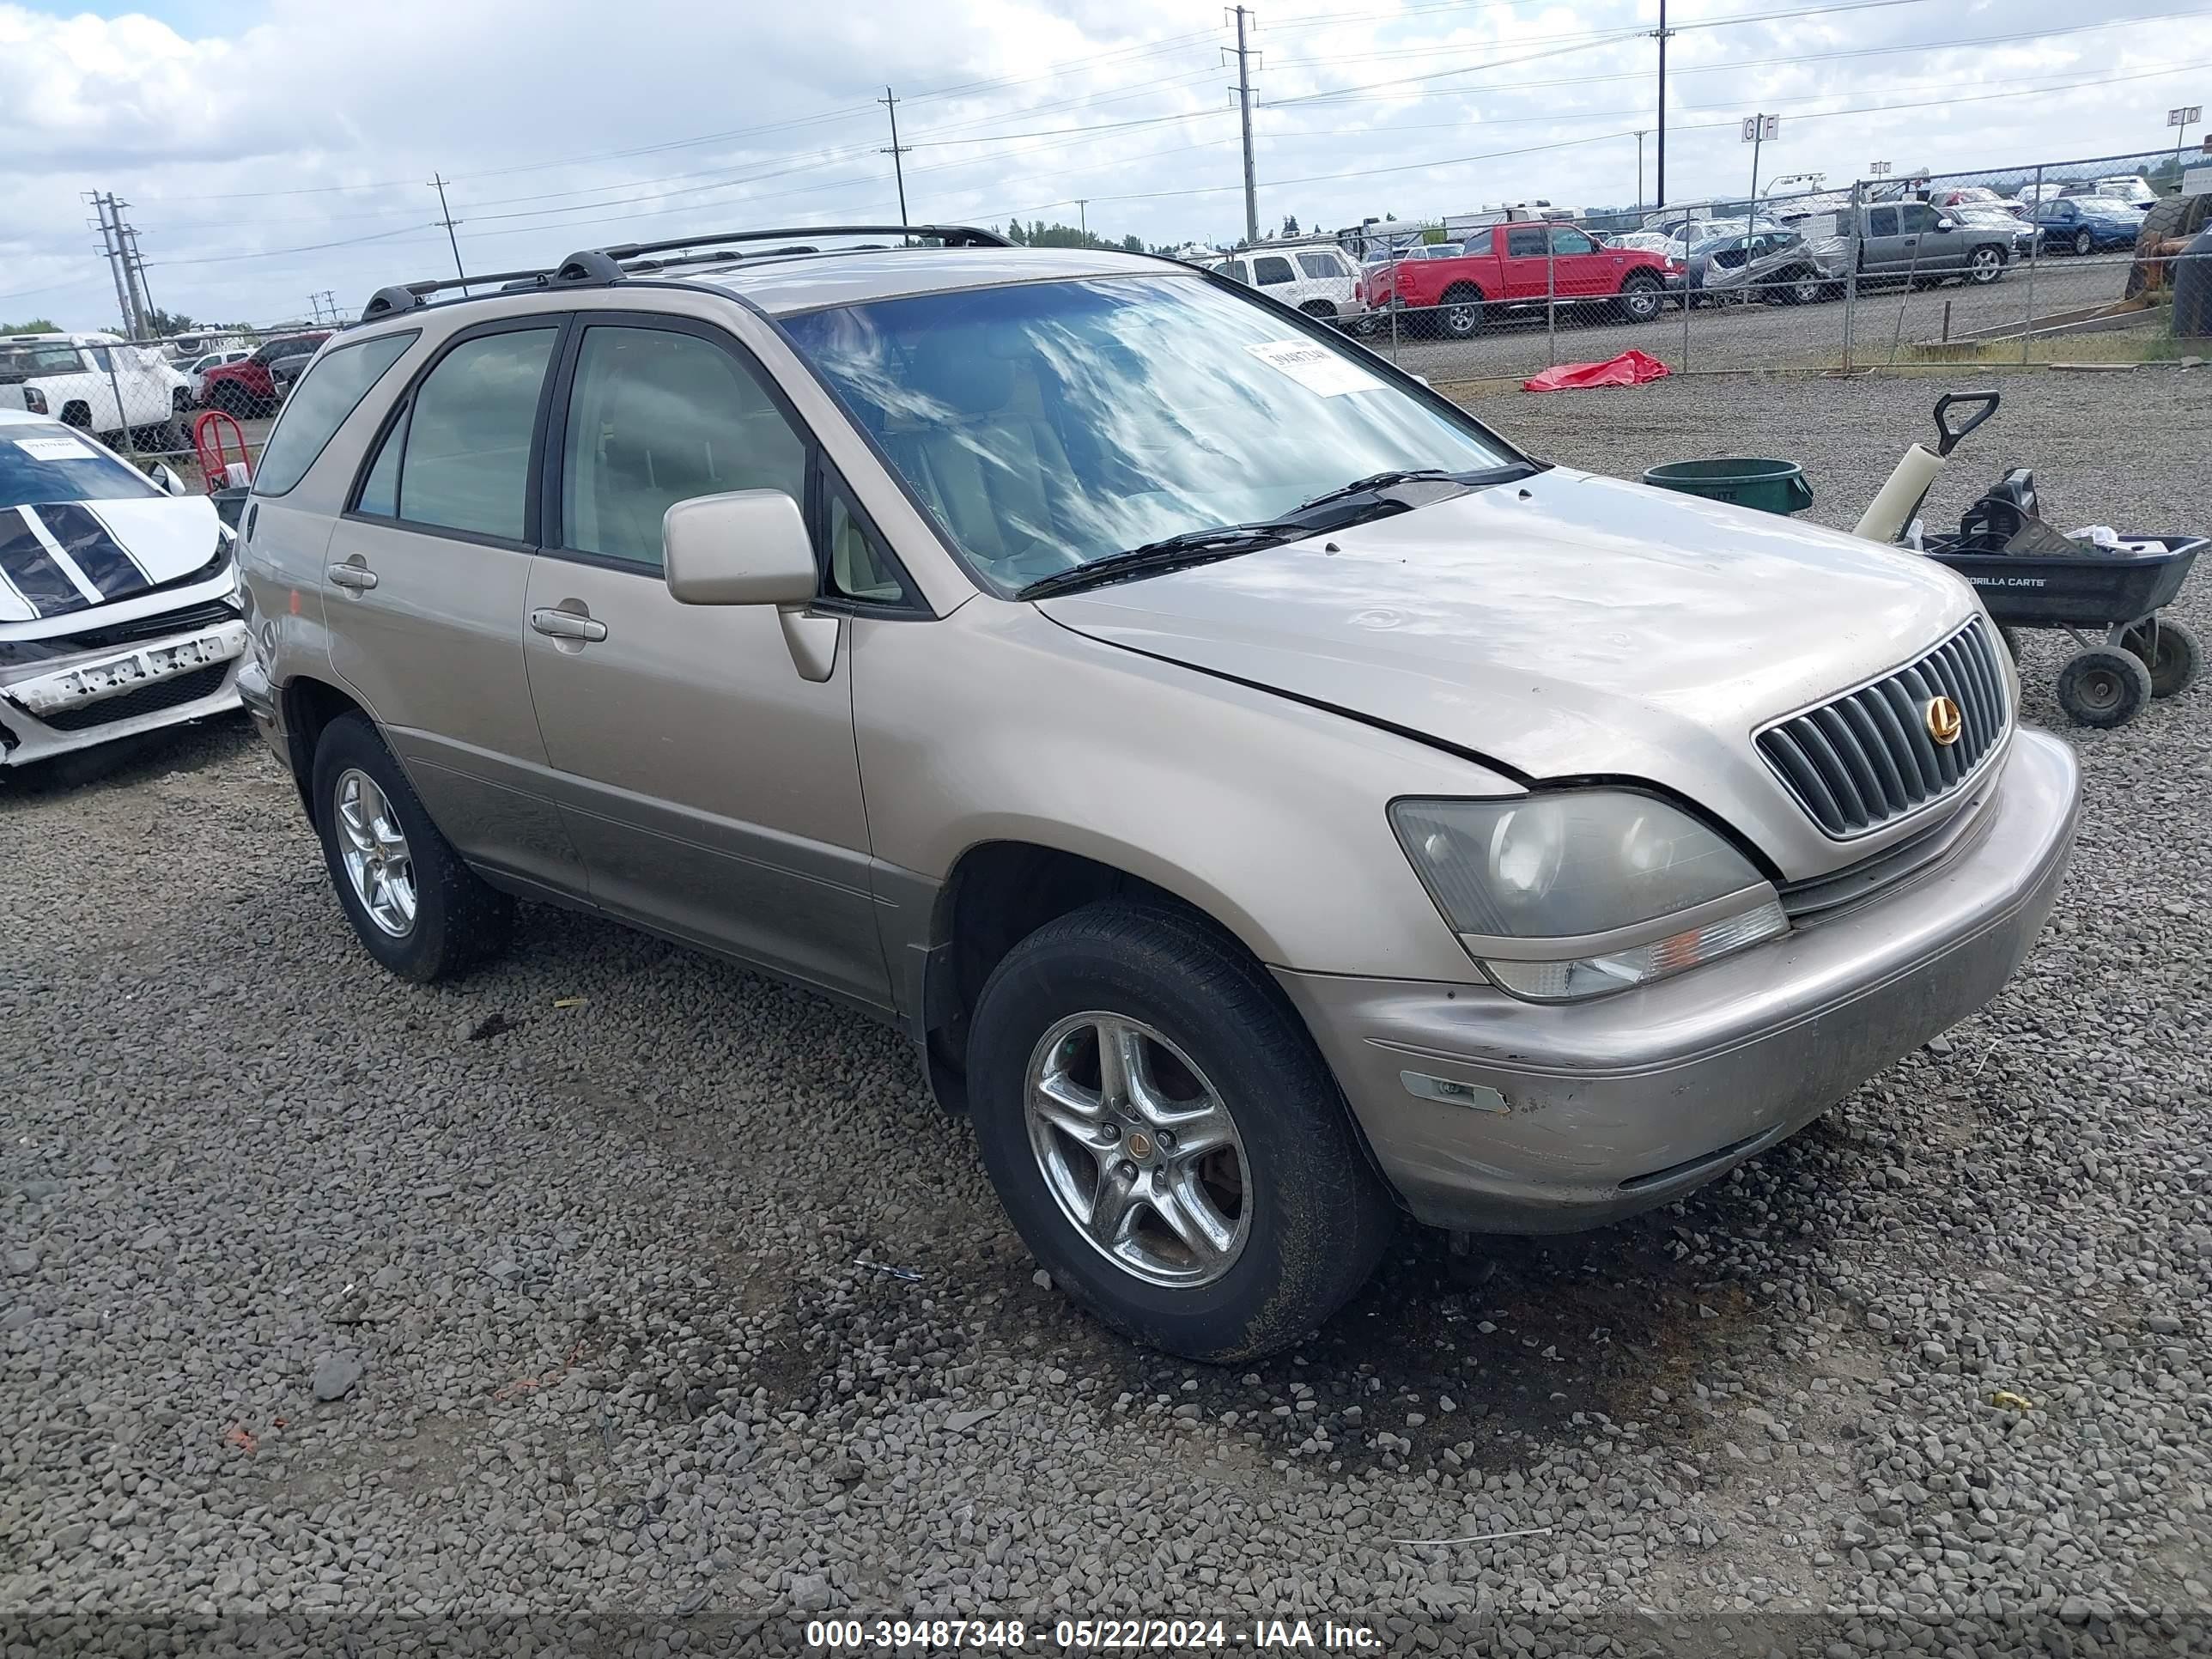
[1521,349,1672,392]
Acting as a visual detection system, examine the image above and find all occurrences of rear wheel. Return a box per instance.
[966,901,1395,1362]
[2072,228,2094,257]
[2121,617,2201,698]
[1967,246,2005,284]
[1439,284,1484,337]
[2054,646,2152,729]
[1781,270,1823,306]
[310,714,514,981]
[1298,300,1339,324]
[1616,272,1663,322]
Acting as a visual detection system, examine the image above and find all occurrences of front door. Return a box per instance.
[1900,203,1961,273]
[1545,225,1609,296]
[323,316,586,895]
[522,316,888,1006]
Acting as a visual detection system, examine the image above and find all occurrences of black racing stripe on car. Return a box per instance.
[35,501,149,599]
[0,507,89,618]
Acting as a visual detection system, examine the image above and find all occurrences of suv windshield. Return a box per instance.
[782,275,1516,593]
[0,422,160,510]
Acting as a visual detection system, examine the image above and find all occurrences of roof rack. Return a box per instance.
[360,224,1011,322]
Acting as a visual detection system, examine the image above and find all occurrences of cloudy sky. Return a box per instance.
[3,0,2206,332]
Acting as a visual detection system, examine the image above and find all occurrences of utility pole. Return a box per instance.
[1227,7,1260,246]
[88,193,137,339]
[1633,131,1647,210]
[121,213,159,337]
[1654,0,1669,208]
[428,173,467,291]
[879,88,912,224]
[1075,199,1088,235]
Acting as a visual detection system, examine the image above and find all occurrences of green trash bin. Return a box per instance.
[1642,457,1814,516]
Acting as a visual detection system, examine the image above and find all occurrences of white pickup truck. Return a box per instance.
[0,333,192,449]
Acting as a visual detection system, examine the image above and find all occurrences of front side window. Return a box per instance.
[0,422,159,510]
[825,483,908,605]
[1900,204,1942,234]
[1251,255,1296,285]
[254,331,416,496]
[783,274,1516,594]
[1548,228,1596,255]
[559,325,805,570]
[395,328,556,540]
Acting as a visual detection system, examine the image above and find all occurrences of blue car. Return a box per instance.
[2032,198,2141,256]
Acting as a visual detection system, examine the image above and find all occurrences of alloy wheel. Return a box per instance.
[1024,1012,1252,1289]
[334,769,416,938]
[1970,248,2002,283]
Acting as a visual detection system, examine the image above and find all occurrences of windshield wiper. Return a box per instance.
[1291,463,1536,516]
[1016,522,1296,600]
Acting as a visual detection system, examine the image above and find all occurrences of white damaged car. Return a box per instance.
[0,410,245,775]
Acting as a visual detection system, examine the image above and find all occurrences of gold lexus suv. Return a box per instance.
[236,226,2079,1362]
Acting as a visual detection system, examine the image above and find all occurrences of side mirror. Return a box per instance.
[149,462,189,497]
[662,490,817,607]
[1936,217,1956,232]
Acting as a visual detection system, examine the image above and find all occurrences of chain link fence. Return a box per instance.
[0,321,333,499]
[1298,147,2205,388]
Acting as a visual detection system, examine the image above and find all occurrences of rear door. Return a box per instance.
[522,313,890,1005]
[1498,225,1552,301]
[322,314,586,896]
[1249,254,1299,301]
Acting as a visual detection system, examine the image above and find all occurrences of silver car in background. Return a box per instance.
[237,228,2079,1362]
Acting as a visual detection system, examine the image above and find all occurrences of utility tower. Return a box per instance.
[1226,8,1259,245]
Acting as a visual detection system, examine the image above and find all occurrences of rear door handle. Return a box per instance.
[326,562,378,591]
[530,607,608,643]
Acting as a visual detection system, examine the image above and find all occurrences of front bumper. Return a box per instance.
[0,619,246,769]
[1277,728,2080,1233]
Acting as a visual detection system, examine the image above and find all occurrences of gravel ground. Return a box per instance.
[4,368,2209,1656]
[1367,252,2128,385]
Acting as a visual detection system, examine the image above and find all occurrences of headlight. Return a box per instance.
[1390,792,1786,1001]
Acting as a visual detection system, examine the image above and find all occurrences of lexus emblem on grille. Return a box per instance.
[1925,696,1964,747]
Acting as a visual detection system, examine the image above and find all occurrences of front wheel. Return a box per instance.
[2121,617,2201,698]
[2054,646,2152,729]
[311,714,514,981]
[1967,246,2004,284]
[1616,273,1663,322]
[966,902,1395,1362]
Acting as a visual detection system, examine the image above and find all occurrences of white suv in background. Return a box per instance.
[1211,242,1367,326]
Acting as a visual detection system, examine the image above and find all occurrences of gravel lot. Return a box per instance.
[1368,252,2129,385]
[4,368,2209,1656]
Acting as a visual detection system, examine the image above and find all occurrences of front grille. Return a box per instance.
[36,663,231,732]
[1758,620,2008,837]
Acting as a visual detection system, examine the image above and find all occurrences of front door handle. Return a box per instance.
[530,607,608,643]
[326,562,378,591]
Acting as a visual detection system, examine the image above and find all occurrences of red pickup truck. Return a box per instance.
[1358,224,1677,337]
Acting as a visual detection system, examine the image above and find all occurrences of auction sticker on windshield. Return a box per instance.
[1244,339,1384,397]
[13,436,98,462]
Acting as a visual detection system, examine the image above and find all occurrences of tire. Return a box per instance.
[309,714,514,982]
[60,402,92,431]
[1298,301,1339,323]
[2073,229,2093,257]
[1439,284,1484,337]
[1616,273,1663,323]
[2121,617,2201,699]
[210,382,250,417]
[1967,246,2004,284]
[1783,270,1822,306]
[965,901,1395,1363]
[2054,646,2152,729]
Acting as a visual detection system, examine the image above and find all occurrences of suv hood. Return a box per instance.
[1039,467,1982,873]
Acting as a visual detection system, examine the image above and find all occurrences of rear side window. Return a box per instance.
[393,328,557,541]
[1457,229,1492,256]
[557,325,805,570]
[1505,228,1547,257]
[1295,252,1341,280]
[252,331,417,496]
[1222,260,1251,283]
[1251,255,1296,285]
[1867,208,1899,236]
